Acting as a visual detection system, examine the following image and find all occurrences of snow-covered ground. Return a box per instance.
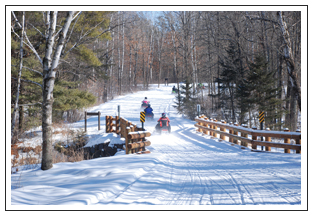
[8,84,306,210]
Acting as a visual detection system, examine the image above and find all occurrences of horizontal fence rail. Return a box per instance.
[195,115,301,154]
[106,115,151,154]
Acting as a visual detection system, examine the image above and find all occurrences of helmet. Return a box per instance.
[145,97,147,99]
[148,104,151,107]
[162,113,166,118]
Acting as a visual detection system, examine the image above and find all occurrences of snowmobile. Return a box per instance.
[155,117,171,134]
[145,112,154,121]
[143,104,153,119]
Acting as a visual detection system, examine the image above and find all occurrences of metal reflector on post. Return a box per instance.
[259,111,265,150]
[140,111,145,130]
[259,111,265,123]
[140,111,145,123]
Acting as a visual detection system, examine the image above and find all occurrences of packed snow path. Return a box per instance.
[10,84,301,207]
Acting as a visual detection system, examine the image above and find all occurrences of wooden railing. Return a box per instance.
[105,115,120,134]
[195,115,301,154]
[106,116,151,154]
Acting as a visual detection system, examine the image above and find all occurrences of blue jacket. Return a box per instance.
[144,107,153,114]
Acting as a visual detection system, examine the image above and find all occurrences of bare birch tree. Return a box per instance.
[11,11,25,144]
[41,11,74,170]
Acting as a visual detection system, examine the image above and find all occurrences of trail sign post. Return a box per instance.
[197,104,201,117]
[140,111,145,129]
[259,111,265,150]
[117,105,120,132]
[85,111,101,132]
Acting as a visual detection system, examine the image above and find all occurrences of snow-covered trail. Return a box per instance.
[109,130,301,205]
[10,84,301,208]
[92,122,301,205]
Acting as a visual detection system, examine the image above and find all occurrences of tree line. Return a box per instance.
[11,10,301,170]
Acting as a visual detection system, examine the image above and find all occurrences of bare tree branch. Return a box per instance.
[28,22,45,37]
[245,15,280,26]
[11,12,43,65]
[11,102,42,107]
[23,66,43,76]
[12,77,43,88]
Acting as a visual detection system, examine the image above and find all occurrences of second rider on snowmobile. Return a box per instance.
[144,104,154,120]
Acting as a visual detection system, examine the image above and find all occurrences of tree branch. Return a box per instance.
[12,77,43,89]
[11,12,43,65]
[22,66,43,76]
[28,23,45,37]
[11,102,42,107]
[245,15,280,26]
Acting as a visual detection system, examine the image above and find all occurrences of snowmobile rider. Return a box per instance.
[156,113,171,132]
[157,113,170,125]
[197,83,204,89]
[144,104,154,116]
[142,97,150,105]
[172,86,176,93]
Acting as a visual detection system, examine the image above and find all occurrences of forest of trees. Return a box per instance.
[11,11,301,169]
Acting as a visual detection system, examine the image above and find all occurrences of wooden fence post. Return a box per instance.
[121,119,125,136]
[107,116,110,132]
[229,122,233,143]
[265,128,271,151]
[220,120,224,140]
[115,115,119,134]
[284,128,291,153]
[214,119,218,138]
[105,116,108,133]
[221,120,226,140]
[242,124,249,147]
[198,118,203,133]
[296,129,301,154]
[107,116,109,132]
[209,118,213,136]
[126,127,131,154]
[251,126,257,150]
[203,117,209,135]
[241,124,246,147]
[130,125,136,153]
[233,123,238,144]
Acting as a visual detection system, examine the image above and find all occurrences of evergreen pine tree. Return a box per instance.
[245,54,284,129]
[218,41,248,123]
[173,79,198,119]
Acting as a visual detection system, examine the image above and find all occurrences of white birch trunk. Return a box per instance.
[117,13,121,95]
[171,31,178,84]
[11,11,25,143]
[41,11,74,170]
[146,31,152,88]
[129,45,132,90]
[110,20,115,97]
[121,12,125,92]
[150,32,154,83]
